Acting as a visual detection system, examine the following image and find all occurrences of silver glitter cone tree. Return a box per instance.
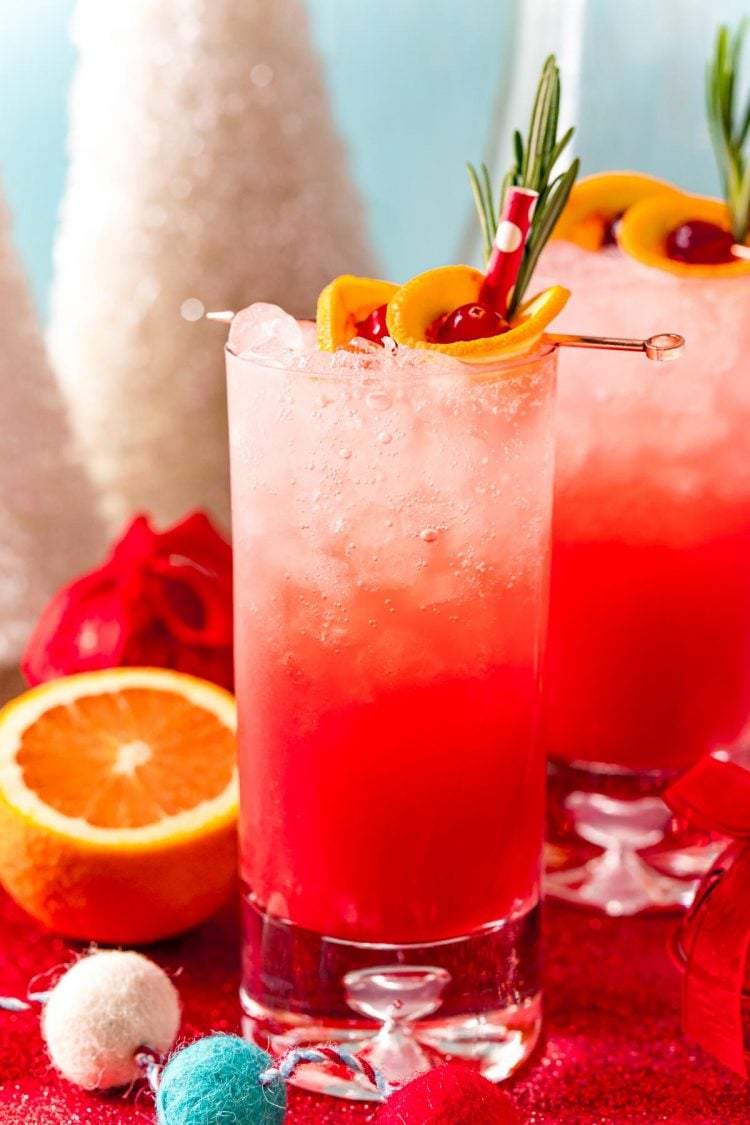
[49,0,375,536]
[0,187,104,684]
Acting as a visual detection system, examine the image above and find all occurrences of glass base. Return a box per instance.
[240,891,542,1100]
[545,757,723,916]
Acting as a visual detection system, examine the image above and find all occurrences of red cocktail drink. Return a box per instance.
[226,306,557,1093]
[542,239,750,913]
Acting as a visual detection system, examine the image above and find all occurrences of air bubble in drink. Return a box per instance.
[366,391,392,412]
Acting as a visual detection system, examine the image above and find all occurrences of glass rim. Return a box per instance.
[226,337,557,381]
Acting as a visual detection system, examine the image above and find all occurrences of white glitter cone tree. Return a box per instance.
[0,188,104,684]
[49,0,375,535]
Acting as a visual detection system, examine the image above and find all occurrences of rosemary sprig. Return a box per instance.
[467,162,495,261]
[468,55,579,316]
[706,20,750,241]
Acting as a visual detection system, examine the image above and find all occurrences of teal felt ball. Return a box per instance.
[156,1035,287,1125]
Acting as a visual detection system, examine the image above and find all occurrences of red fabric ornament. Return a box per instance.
[375,1064,522,1124]
[22,512,233,691]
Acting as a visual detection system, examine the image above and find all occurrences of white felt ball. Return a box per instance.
[42,950,181,1089]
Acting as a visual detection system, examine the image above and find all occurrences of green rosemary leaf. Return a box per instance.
[707,21,750,240]
[481,163,496,233]
[538,61,563,191]
[509,158,579,317]
[735,21,750,145]
[706,29,729,172]
[547,127,574,181]
[737,159,750,237]
[511,163,579,313]
[519,85,536,182]
[467,163,493,262]
[525,60,555,187]
[513,130,525,178]
[542,64,561,171]
[539,161,580,238]
[467,53,579,310]
[738,88,750,147]
[729,21,748,136]
[500,167,516,214]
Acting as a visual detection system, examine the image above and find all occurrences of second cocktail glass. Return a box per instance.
[227,311,557,1098]
[542,240,750,915]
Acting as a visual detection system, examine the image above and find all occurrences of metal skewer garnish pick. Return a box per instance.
[208,310,684,363]
[545,332,685,362]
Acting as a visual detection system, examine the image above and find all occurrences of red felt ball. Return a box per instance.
[375,1063,522,1124]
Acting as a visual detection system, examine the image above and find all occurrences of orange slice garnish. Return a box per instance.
[0,667,238,944]
[386,265,570,361]
[617,192,750,278]
[552,171,681,251]
[316,275,398,351]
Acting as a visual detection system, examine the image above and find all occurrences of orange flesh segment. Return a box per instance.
[552,171,682,250]
[316,275,398,350]
[17,689,237,828]
[386,265,570,361]
[570,213,609,252]
[617,192,750,278]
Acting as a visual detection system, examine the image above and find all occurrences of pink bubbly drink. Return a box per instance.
[226,303,557,1093]
[542,238,750,914]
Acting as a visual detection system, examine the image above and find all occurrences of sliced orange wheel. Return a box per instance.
[617,192,750,278]
[316,274,398,351]
[386,265,570,361]
[0,667,238,944]
[552,171,681,251]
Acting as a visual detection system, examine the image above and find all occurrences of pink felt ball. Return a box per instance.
[42,950,181,1089]
[376,1063,522,1125]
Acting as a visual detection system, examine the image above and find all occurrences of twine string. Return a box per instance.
[258,1045,391,1097]
[0,991,50,1012]
[2,989,389,1100]
[135,1045,163,1092]
[0,997,32,1012]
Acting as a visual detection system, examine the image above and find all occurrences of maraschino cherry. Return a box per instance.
[666,220,736,265]
[430,302,510,344]
[601,212,623,246]
[354,303,390,344]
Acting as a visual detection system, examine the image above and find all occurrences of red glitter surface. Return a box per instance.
[0,889,746,1124]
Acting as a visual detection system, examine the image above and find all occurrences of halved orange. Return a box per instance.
[316,275,398,350]
[386,265,570,361]
[617,192,750,278]
[0,667,238,944]
[552,171,681,251]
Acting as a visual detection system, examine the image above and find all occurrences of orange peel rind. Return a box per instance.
[617,192,750,278]
[552,171,681,251]
[386,265,570,361]
[316,275,398,351]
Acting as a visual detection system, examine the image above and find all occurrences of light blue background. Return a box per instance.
[1,0,748,320]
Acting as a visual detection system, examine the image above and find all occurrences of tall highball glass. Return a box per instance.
[226,319,557,1099]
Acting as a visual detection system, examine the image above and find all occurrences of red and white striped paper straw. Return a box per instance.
[480,186,538,316]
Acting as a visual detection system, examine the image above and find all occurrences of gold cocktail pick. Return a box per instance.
[207,310,685,363]
[545,331,685,362]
